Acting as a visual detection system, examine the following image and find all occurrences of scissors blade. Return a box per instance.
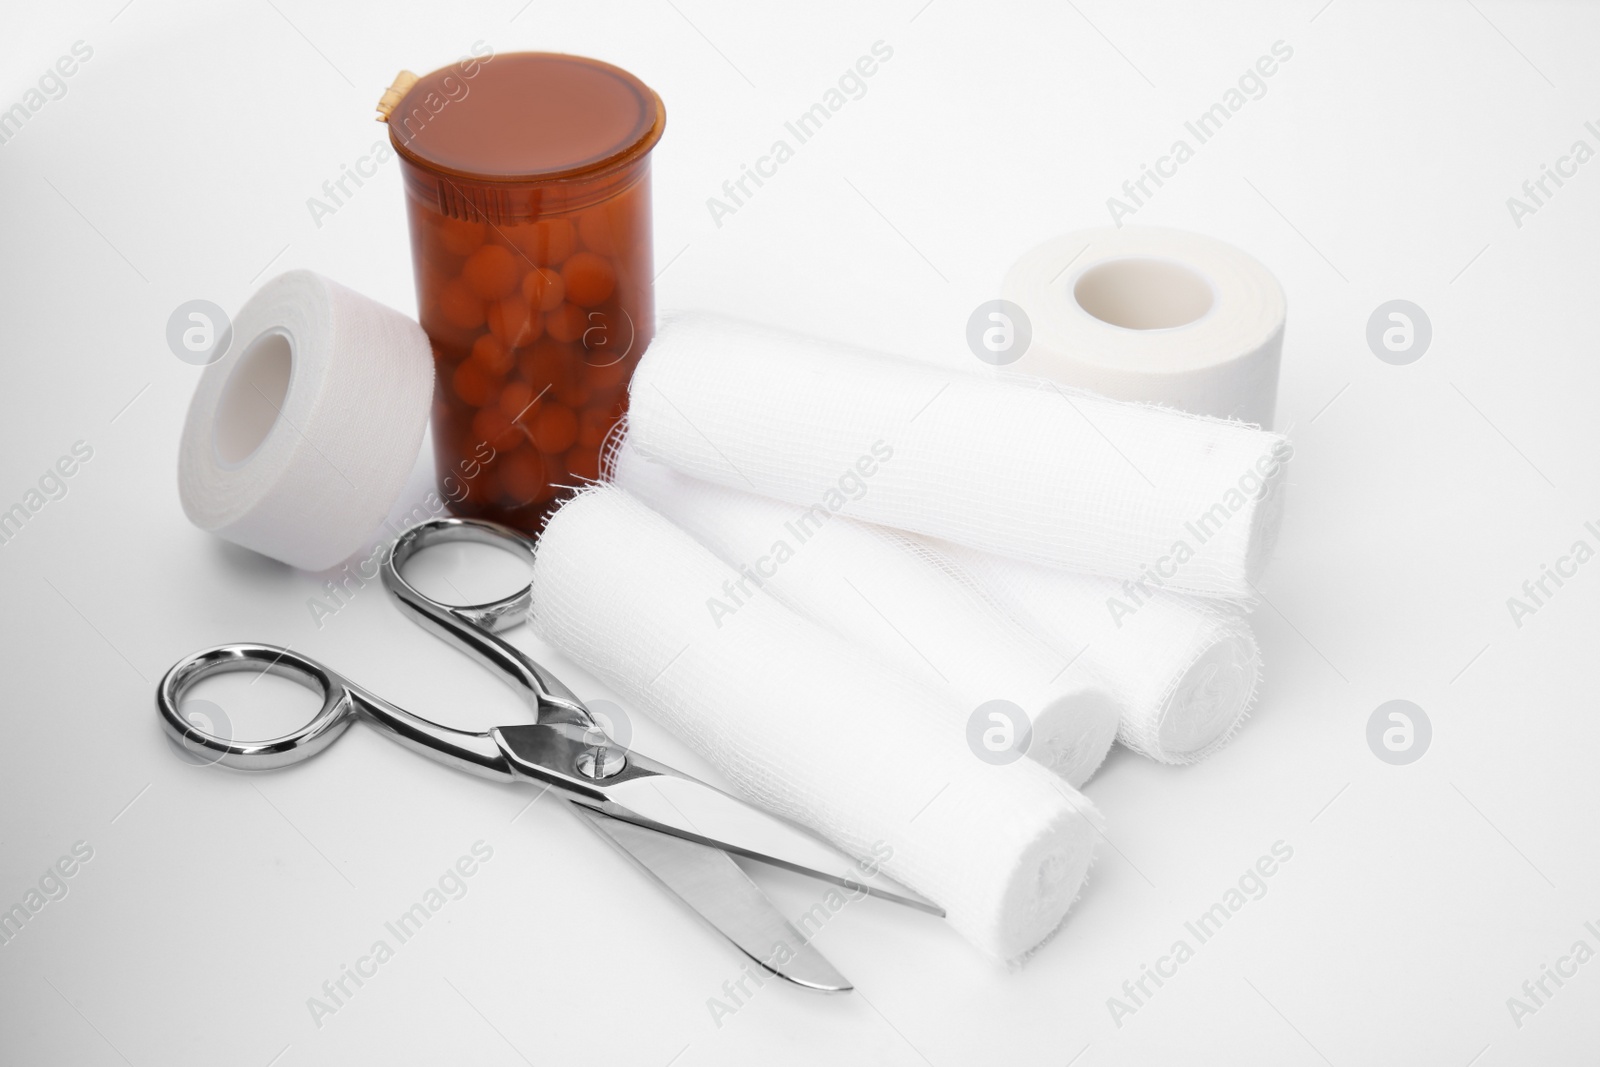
[491,724,943,916]
[595,757,944,917]
[577,807,852,993]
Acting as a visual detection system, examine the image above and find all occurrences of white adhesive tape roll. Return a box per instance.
[1002,227,1285,427]
[178,270,434,571]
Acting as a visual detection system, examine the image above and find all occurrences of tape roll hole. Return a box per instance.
[215,330,294,466]
[1073,258,1214,331]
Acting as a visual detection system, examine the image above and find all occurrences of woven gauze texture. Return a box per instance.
[625,312,1291,600]
[608,438,1120,787]
[529,486,1105,961]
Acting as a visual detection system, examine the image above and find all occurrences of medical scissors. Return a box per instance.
[158,517,940,992]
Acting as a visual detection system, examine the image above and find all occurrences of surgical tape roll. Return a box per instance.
[529,486,1105,962]
[939,544,1262,765]
[178,271,434,571]
[1002,227,1286,427]
[607,437,1120,788]
[626,312,1290,601]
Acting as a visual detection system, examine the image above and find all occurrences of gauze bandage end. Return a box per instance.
[529,486,1104,961]
[942,545,1262,764]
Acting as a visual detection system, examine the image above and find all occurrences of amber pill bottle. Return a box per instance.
[384,52,665,533]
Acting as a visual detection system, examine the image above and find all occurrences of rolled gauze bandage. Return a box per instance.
[941,544,1262,764]
[530,486,1104,961]
[608,437,1121,787]
[178,271,434,571]
[1002,227,1286,427]
[626,312,1290,601]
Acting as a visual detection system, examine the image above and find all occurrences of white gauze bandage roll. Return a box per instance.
[529,486,1105,962]
[941,544,1262,764]
[178,270,434,571]
[626,312,1290,601]
[607,437,1121,787]
[1003,227,1286,428]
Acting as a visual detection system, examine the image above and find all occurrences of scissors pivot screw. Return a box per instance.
[575,747,627,780]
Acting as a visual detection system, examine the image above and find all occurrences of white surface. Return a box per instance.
[1,0,1597,1064]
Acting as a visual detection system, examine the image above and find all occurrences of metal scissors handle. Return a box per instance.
[157,518,942,948]
[157,517,591,778]
[157,518,674,803]
[157,642,515,778]
[380,518,594,732]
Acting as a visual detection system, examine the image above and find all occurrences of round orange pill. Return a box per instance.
[554,370,590,409]
[437,279,486,330]
[510,218,576,267]
[436,216,486,257]
[521,267,566,312]
[462,244,521,300]
[469,334,514,376]
[487,296,540,348]
[452,361,495,407]
[545,302,588,344]
[471,406,521,452]
[518,338,569,390]
[560,252,616,307]
[530,403,578,454]
[497,380,537,421]
[497,448,549,505]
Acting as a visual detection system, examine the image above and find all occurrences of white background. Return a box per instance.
[3,0,1598,1064]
